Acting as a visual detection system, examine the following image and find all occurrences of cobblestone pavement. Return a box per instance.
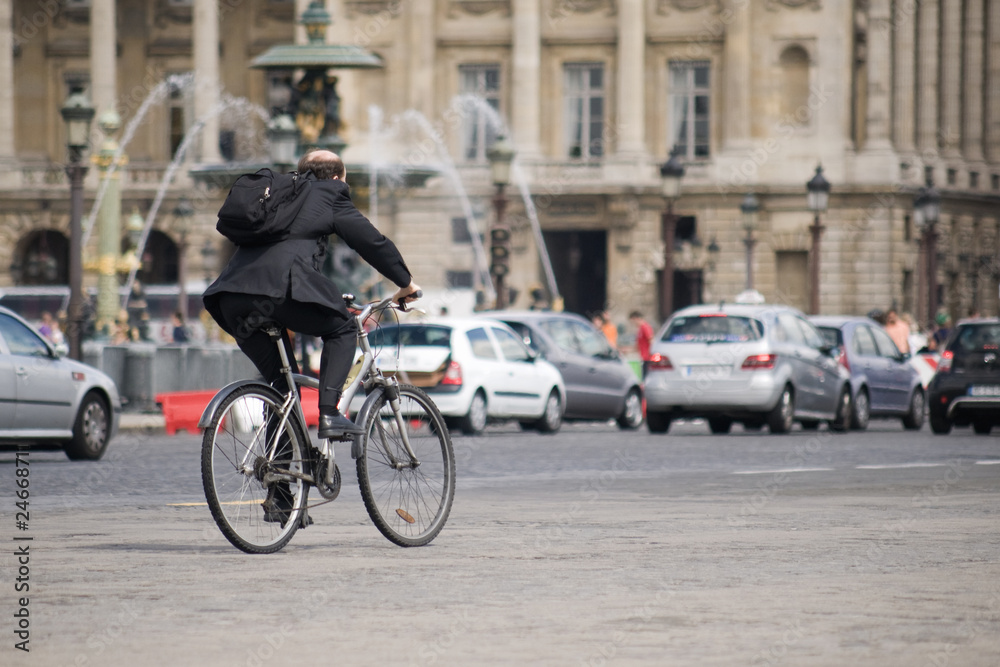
[2,421,999,666]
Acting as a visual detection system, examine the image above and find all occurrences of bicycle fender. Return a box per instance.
[349,387,385,459]
[197,379,275,429]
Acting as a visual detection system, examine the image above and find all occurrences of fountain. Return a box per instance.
[189,0,435,192]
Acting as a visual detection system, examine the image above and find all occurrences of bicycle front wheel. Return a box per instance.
[357,384,456,547]
[202,385,308,554]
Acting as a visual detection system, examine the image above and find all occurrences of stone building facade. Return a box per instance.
[1,0,999,331]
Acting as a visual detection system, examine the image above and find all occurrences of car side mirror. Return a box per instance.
[819,344,835,356]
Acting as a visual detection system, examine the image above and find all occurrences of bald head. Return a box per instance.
[298,149,346,181]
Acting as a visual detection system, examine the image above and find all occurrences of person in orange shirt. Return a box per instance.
[593,310,618,348]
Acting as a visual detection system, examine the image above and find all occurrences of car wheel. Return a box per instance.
[800,420,820,430]
[830,386,851,432]
[535,390,562,434]
[973,421,993,435]
[616,389,644,430]
[929,411,952,435]
[65,391,111,461]
[707,417,732,434]
[767,386,794,434]
[901,389,925,430]
[647,411,671,434]
[458,390,488,435]
[850,388,870,430]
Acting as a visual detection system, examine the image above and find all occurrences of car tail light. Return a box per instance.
[741,353,776,370]
[937,350,953,373]
[441,360,463,386]
[648,353,673,371]
[837,348,850,372]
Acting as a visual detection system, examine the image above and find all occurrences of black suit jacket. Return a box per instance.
[203,175,411,335]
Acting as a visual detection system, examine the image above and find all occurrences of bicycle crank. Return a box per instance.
[315,460,341,500]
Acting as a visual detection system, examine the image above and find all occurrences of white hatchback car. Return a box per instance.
[365,317,566,435]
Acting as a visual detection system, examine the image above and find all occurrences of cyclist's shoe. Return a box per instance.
[318,412,364,439]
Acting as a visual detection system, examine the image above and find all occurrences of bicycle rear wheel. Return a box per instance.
[201,385,307,554]
[357,384,456,547]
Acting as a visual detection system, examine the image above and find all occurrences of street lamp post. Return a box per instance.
[659,148,685,321]
[914,178,941,324]
[806,165,831,315]
[740,192,760,291]
[60,88,95,361]
[173,198,194,320]
[487,135,515,310]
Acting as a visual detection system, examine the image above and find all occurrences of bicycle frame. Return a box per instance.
[201,294,423,491]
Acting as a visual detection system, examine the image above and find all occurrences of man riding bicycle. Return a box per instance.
[204,149,420,440]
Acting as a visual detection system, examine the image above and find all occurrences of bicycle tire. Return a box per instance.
[356,384,456,547]
[201,384,308,554]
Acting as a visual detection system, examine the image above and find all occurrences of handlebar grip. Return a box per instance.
[398,289,422,312]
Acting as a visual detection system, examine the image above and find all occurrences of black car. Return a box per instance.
[927,318,1000,434]
[486,311,645,429]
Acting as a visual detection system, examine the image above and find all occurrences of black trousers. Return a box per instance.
[214,292,357,412]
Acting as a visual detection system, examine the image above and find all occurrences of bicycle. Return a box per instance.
[198,292,456,554]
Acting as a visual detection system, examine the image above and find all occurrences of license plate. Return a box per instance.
[683,365,730,379]
[969,385,1000,397]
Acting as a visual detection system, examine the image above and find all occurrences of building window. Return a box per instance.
[451,217,472,244]
[947,168,957,186]
[993,174,1000,191]
[267,69,295,116]
[446,270,474,289]
[969,171,979,189]
[459,64,500,162]
[779,46,810,125]
[669,61,710,159]
[563,63,605,159]
[168,72,193,159]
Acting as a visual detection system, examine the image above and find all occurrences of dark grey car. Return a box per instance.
[487,311,644,429]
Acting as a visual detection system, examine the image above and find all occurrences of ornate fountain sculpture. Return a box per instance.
[191,0,434,189]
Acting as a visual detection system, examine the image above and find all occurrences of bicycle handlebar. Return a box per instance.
[344,290,423,325]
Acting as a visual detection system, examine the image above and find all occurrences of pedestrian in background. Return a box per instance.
[883,308,911,355]
[629,310,654,378]
[593,310,618,348]
[171,311,190,344]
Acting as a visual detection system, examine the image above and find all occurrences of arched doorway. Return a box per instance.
[13,231,69,285]
[123,230,178,285]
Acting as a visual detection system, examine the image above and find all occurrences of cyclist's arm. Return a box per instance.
[327,186,412,288]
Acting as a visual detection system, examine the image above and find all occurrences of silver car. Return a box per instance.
[644,303,852,434]
[0,306,120,459]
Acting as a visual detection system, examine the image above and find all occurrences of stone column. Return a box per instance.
[985,0,1000,162]
[863,0,891,149]
[939,0,961,158]
[891,0,916,153]
[328,0,358,147]
[90,0,117,115]
[616,0,647,158]
[0,0,13,167]
[964,0,984,162]
[916,0,939,157]
[512,0,541,158]
[408,2,435,119]
[722,0,750,150]
[193,0,221,163]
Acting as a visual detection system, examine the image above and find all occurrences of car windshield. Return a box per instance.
[662,314,763,343]
[369,324,452,348]
[952,324,1000,353]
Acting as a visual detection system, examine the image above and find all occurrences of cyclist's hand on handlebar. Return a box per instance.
[393,281,422,309]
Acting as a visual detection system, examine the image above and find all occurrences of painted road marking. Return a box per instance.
[731,468,834,475]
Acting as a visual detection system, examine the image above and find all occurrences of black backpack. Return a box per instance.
[216,168,310,246]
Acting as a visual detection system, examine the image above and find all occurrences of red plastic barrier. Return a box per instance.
[155,390,216,435]
[156,387,320,436]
